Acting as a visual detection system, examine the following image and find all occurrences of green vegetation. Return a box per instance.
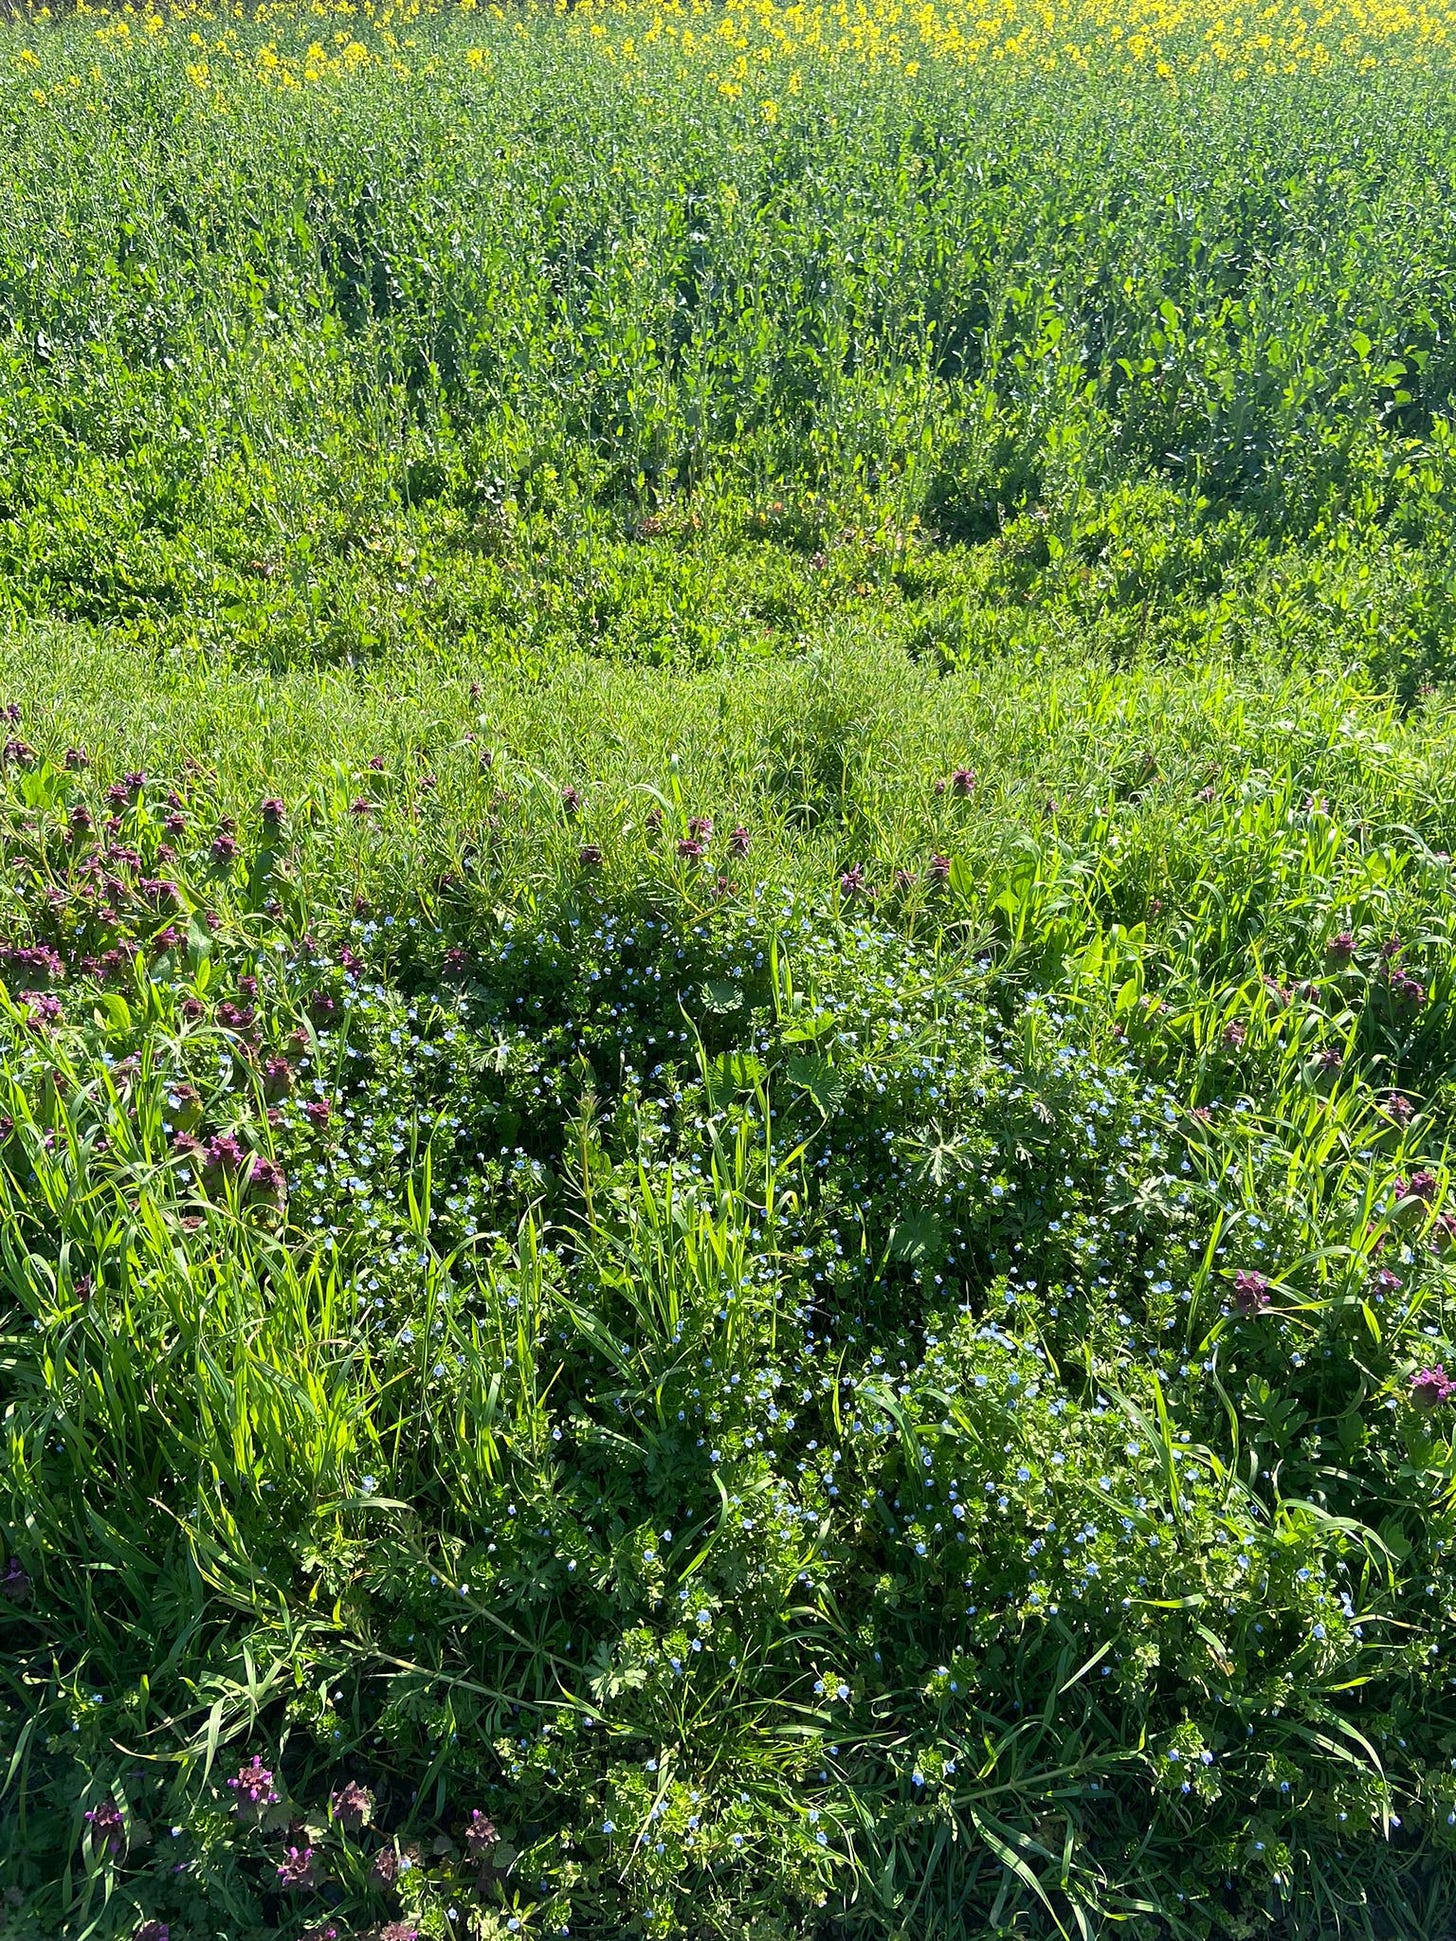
[7,4,1456,1939]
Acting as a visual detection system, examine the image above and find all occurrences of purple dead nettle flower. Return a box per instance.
[64,746,90,771]
[378,1923,419,1941]
[304,1099,332,1127]
[1396,1171,1440,1204]
[1325,931,1356,965]
[371,1846,401,1886]
[727,825,750,857]
[84,1798,126,1855]
[1392,969,1427,1006]
[676,837,705,862]
[578,844,603,869]
[1232,1270,1270,1316]
[136,1922,170,1941]
[349,797,374,818]
[839,864,866,896]
[561,785,581,816]
[211,833,238,864]
[465,1809,498,1859]
[20,991,61,1028]
[1222,1021,1246,1048]
[688,815,714,841]
[1,1556,31,1603]
[927,854,951,882]
[202,1132,247,1179]
[261,797,286,833]
[950,766,976,797]
[892,868,915,891]
[1410,1366,1455,1410]
[330,1779,373,1831]
[245,1156,287,1207]
[227,1756,279,1819]
[276,1845,317,1889]
[263,1058,294,1100]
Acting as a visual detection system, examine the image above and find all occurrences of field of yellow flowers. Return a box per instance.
[9,3,1456,1940]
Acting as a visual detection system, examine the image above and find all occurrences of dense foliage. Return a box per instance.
[6,4,1456,1939]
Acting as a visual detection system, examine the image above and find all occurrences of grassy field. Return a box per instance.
[9,2,1456,1938]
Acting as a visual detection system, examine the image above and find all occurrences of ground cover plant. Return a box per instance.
[10,1,1456,1937]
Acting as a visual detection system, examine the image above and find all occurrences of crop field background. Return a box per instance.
[10,2,1456,1938]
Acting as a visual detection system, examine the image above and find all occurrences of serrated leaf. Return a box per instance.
[786,1052,848,1116]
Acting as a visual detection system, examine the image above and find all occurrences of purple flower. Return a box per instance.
[578,844,603,869]
[304,1099,332,1127]
[950,766,976,797]
[1222,1021,1246,1049]
[1397,1170,1440,1203]
[226,1755,279,1812]
[243,1155,287,1207]
[63,745,89,770]
[1232,1270,1270,1316]
[676,838,705,862]
[1325,931,1355,965]
[688,816,714,841]
[276,1844,316,1889]
[561,785,581,816]
[263,1058,294,1100]
[1392,969,1427,1006]
[1,1556,31,1603]
[1411,1366,1455,1410]
[839,864,866,897]
[330,1779,373,1831]
[727,825,750,857]
[378,1924,419,1941]
[261,797,286,833]
[136,1923,170,1941]
[465,1808,498,1858]
[927,854,951,883]
[84,1797,126,1855]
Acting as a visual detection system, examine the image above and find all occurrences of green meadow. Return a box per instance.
[6,3,1456,1936]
